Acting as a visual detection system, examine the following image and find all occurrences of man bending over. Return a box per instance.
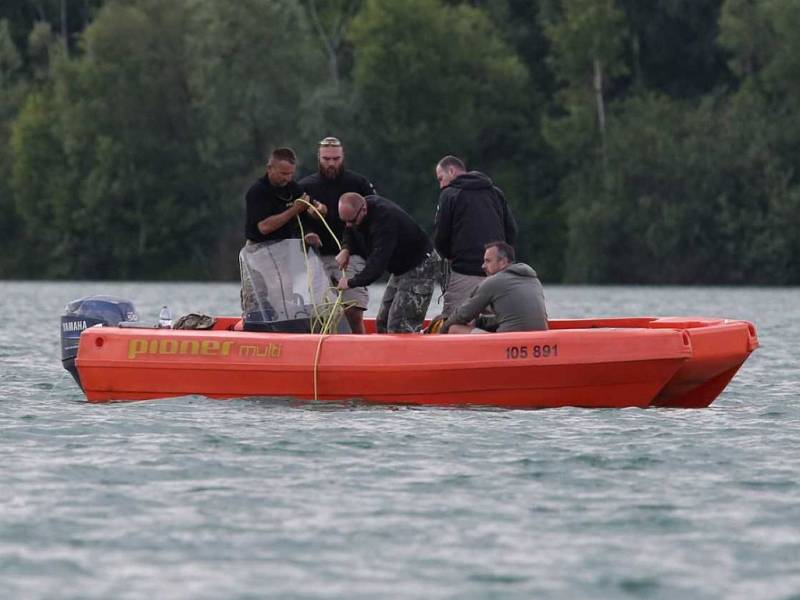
[337,193,436,333]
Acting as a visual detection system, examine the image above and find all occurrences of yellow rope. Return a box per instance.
[295,197,351,332]
[296,196,344,252]
[294,195,350,401]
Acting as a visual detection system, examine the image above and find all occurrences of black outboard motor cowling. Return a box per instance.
[61,295,138,388]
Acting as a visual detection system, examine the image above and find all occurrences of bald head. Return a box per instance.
[339,192,366,225]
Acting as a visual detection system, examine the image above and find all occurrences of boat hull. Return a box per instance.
[70,316,757,408]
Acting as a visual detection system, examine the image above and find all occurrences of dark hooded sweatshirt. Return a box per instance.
[434,171,518,276]
[343,195,431,288]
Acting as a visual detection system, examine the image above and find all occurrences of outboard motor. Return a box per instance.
[60,295,138,388]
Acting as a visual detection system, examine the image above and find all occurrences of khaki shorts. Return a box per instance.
[321,254,369,310]
[443,271,484,317]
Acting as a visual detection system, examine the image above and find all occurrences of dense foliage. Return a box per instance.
[0,0,798,283]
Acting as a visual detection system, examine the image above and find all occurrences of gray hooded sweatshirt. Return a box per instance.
[444,263,548,332]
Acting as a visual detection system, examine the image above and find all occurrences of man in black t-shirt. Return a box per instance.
[300,137,375,334]
[245,147,325,243]
[241,147,325,319]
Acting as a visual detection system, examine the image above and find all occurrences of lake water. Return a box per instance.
[1,281,798,599]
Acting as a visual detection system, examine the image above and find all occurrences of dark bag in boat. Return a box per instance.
[243,317,312,333]
[173,313,216,330]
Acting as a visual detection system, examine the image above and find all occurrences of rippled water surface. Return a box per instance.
[1,282,798,599]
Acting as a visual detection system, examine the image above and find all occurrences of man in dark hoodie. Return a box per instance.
[444,241,547,334]
[336,193,436,333]
[434,156,518,317]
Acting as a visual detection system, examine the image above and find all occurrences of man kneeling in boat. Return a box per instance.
[443,241,548,334]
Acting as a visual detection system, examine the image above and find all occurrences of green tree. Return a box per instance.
[620,0,731,97]
[543,0,628,175]
[541,0,628,281]
[0,0,105,58]
[348,0,532,239]
[11,0,213,278]
[189,0,325,174]
[718,0,800,282]
[0,18,26,275]
[10,88,75,276]
[444,0,564,278]
[10,0,329,279]
[3,0,799,284]
[187,0,327,277]
[718,0,774,80]
[299,0,362,86]
[562,88,800,284]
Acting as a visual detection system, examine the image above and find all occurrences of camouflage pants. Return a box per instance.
[377,253,437,333]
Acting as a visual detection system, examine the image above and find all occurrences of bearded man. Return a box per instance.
[299,137,376,334]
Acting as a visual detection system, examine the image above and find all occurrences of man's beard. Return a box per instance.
[320,162,344,180]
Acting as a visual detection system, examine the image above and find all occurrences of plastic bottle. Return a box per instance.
[158,306,172,329]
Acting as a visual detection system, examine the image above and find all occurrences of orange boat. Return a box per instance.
[61,302,758,408]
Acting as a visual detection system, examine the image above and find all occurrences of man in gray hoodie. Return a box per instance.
[443,241,548,334]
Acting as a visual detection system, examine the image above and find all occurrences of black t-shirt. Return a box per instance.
[244,177,305,242]
[299,169,375,255]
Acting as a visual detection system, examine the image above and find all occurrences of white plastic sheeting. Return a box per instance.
[239,239,338,327]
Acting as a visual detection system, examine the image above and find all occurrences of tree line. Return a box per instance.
[0,0,798,283]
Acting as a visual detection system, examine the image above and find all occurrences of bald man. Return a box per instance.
[336,193,436,333]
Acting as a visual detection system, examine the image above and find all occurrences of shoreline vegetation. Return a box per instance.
[1,0,798,284]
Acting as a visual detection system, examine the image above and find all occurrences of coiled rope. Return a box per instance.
[295,196,351,401]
